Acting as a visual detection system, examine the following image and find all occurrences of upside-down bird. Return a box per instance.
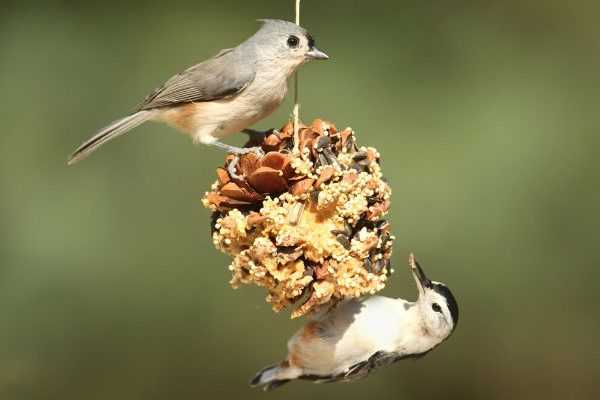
[251,254,459,390]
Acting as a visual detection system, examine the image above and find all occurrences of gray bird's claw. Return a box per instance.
[210,140,264,179]
[234,145,264,157]
[227,157,243,180]
[210,140,263,157]
[232,145,265,156]
[247,146,265,157]
[226,147,264,180]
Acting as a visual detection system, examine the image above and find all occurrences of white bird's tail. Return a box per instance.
[68,110,155,165]
[250,362,302,391]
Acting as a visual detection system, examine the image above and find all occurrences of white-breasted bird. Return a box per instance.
[67,19,328,166]
[250,253,459,391]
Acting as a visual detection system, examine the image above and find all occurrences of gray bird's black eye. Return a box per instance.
[432,303,442,312]
[287,35,300,48]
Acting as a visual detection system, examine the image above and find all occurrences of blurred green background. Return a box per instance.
[1,0,599,399]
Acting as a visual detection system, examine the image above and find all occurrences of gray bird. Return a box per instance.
[67,19,328,165]
[250,254,459,391]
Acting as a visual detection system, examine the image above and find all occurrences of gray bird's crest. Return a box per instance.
[256,19,308,35]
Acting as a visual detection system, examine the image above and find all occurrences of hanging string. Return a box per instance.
[292,0,301,154]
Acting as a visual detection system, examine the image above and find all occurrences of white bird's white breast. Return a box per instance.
[287,297,411,376]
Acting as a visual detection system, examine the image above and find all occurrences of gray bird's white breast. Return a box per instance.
[189,72,289,144]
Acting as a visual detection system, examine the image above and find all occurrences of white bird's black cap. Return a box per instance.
[409,253,459,329]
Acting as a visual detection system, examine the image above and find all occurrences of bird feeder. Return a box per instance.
[202,119,395,318]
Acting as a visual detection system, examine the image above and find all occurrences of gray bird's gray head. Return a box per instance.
[409,254,459,340]
[247,19,329,75]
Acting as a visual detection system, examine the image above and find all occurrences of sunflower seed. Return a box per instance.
[352,151,368,161]
[353,219,381,235]
[277,245,299,254]
[331,221,352,237]
[343,222,353,236]
[322,148,340,167]
[303,265,315,277]
[366,195,380,206]
[364,257,373,272]
[344,136,355,153]
[318,153,330,167]
[350,162,362,172]
[289,202,305,225]
[310,190,320,204]
[336,234,351,250]
[373,259,385,273]
[316,136,331,152]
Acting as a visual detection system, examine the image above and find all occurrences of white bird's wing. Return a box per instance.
[337,350,430,382]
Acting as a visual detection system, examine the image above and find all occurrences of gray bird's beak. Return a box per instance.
[306,47,329,60]
[409,253,431,296]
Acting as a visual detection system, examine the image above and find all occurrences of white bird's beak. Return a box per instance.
[306,47,329,60]
[409,253,431,297]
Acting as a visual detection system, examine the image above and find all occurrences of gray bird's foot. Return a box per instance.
[211,142,264,180]
[227,157,242,180]
[226,148,263,180]
[236,146,264,159]
[210,140,264,157]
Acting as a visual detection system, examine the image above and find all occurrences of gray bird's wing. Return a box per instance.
[138,48,255,110]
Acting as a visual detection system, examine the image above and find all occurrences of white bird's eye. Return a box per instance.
[287,35,300,48]
[432,303,442,312]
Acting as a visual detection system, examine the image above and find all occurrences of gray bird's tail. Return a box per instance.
[250,363,302,391]
[67,110,155,165]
